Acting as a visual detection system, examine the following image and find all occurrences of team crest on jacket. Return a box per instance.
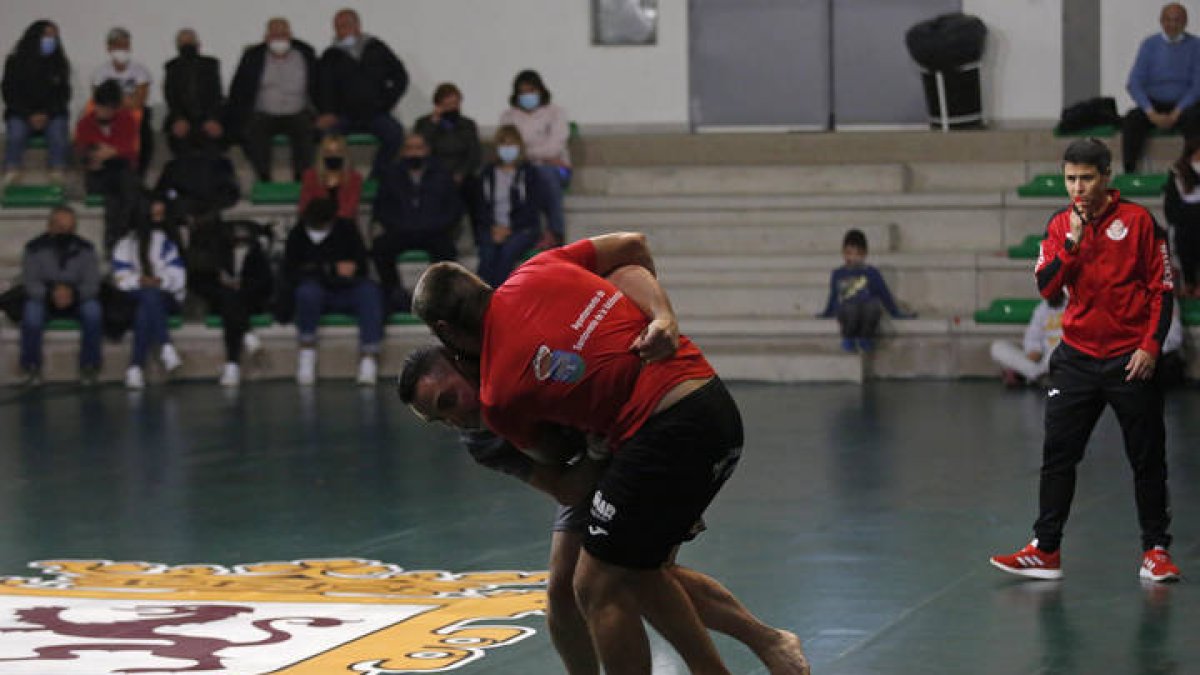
[532,345,586,383]
[0,558,547,674]
[1106,219,1129,241]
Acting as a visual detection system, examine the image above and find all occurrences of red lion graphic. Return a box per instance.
[0,603,346,673]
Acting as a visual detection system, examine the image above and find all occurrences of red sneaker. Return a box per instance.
[1140,546,1181,583]
[990,540,1062,580]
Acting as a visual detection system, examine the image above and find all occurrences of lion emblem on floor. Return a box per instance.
[0,603,346,673]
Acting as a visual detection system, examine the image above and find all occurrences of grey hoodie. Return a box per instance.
[22,233,101,303]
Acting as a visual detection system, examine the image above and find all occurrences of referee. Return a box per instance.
[991,138,1180,583]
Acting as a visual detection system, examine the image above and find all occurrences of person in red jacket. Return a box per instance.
[990,138,1180,583]
[74,79,141,251]
[298,133,362,220]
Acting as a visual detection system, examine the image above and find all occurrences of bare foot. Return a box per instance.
[763,629,810,675]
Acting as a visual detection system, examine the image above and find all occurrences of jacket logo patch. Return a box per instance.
[532,345,586,383]
[0,558,547,674]
[1106,219,1128,241]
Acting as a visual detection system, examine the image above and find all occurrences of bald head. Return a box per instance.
[1162,3,1188,39]
[334,9,361,40]
[265,18,292,42]
[412,262,492,356]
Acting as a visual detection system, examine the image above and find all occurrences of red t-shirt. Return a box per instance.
[480,240,715,451]
[73,109,139,168]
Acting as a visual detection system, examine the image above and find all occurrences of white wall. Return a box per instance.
[0,0,1186,130]
[0,0,689,131]
[964,0,1062,125]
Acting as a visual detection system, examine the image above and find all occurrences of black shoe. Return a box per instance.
[80,366,100,387]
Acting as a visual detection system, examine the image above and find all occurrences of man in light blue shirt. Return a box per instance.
[1123,3,1200,172]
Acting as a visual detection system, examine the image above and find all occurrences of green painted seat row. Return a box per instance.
[1017,172,1168,198]
[976,297,1199,326]
[250,179,379,205]
[46,313,421,330]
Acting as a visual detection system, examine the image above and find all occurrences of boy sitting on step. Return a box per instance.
[817,229,915,352]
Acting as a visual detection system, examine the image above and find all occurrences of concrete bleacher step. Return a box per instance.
[573,164,908,196]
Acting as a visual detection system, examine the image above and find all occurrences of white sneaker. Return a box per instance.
[356,355,378,386]
[296,348,317,385]
[243,332,263,356]
[219,362,240,387]
[160,343,183,373]
[125,365,145,389]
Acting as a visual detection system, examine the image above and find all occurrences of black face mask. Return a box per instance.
[324,156,345,171]
[404,156,426,171]
[178,43,198,59]
[440,109,461,123]
[50,232,71,246]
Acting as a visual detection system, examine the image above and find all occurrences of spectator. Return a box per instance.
[153,143,240,230]
[283,198,382,386]
[90,27,154,175]
[226,17,318,182]
[299,134,363,220]
[1163,134,1200,296]
[413,83,481,185]
[111,203,186,389]
[3,20,71,185]
[18,206,103,387]
[473,125,561,287]
[189,219,273,387]
[499,69,569,248]
[371,132,462,311]
[316,8,407,177]
[817,229,915,352]
[1122,3,1200,173]
[989,292,1066,387]
[162,28,224,156]
[74,79,140,252]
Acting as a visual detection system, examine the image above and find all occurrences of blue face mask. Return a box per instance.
[40,36,57,56]
[339,35,357,48]
[497,145,521,164]
[517,92,540,111]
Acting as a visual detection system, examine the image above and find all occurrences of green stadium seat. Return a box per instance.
[85,193,104,208]
[45,318,81,331]
[1112,173,1168,197]
[205,314,274,329]
[973,298,1042,324]
[1007,234,1043,260]
[1017,174,1065,198]
[362,179,378,201]
[569,121,581,140]
[1053,124,1117,138]
[251,181,302,205]
[346,133,377,146]
[388,312,422,325]
[27,136,48,149]
[271,134,290,147]
[2,184,65,208]
[520,248,540,263]
[318,313,357,326]
[168,316,184,329]
[1182,297,1200,326]
[397,250,430,263]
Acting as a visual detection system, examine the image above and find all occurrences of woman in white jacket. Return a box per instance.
[111,218,186,388]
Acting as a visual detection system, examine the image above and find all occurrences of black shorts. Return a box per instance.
[582,377,743,569]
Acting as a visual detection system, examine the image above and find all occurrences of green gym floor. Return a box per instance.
[0,380,1195,675]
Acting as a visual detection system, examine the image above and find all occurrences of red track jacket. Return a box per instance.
[1035,189,1174,359]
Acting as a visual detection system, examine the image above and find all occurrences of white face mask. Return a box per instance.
[110,49,131,65]
[268,39,291,56]
[338,35,357,48]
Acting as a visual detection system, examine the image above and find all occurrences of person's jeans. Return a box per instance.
[127,288,178,366]
[294,278,383,352]
[476,227,540,287]
[245,112,315,181]
[331,113,404,177]
[533,164,567,238]
[20,297,103,371]
[5,114,70,169]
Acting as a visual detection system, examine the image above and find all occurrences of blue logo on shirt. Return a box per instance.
[532,345,586,383]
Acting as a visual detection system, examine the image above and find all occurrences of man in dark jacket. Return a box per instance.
[316,8,407,176]
[371,133,462,311]
[162,29,224,156]
[19,206,103,386]
[226,17,319,182]
[284,198,383,385]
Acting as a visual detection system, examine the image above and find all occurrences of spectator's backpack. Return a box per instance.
[1055,97,1121,134]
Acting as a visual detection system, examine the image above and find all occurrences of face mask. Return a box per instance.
[268,39,291,56]
[110,49,131,66]
[497,145,521,164]
[441,109,460,123]
[40,36,57,56]
[338,35,357,48]
[404,156,426,171]
[324,156,345,171]
[178,43,198,58]
[517,92,540,111]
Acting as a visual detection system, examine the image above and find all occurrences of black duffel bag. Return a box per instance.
[1055,96,1121,133]
[905,12,987,71]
